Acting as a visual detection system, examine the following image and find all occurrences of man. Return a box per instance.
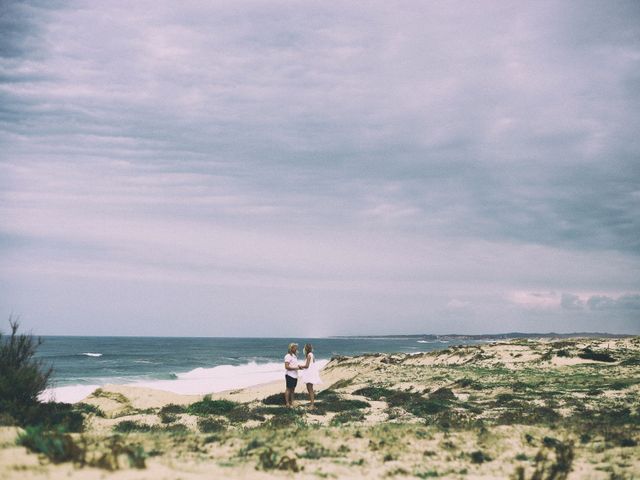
[284,342,304,407]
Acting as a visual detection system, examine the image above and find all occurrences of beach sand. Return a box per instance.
[1,337,639,479]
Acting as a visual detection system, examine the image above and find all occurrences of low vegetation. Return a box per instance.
[3,333,639,478]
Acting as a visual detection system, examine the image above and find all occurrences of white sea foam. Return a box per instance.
[40,359,330,403]
[39,384,101,404]
[81,352,103,357]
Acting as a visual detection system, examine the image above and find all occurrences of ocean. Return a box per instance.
[36,336,486,403]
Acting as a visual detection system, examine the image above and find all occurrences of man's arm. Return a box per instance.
[284,359,298,371]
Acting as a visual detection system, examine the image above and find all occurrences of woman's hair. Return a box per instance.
[288,343,298,354]
[304,343,313,355]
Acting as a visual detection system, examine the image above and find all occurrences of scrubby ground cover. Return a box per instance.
[2,337,639,478]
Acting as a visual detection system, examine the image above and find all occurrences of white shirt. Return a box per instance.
[284,353,298,378]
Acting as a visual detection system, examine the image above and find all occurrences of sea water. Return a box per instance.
[36,336,485,403]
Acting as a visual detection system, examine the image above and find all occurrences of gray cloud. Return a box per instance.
[587,294,640,311]
[1,1,639,335]
[561,293,583,310]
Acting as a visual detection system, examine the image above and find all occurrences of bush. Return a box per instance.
[159,412,177,424]
[197,417,227,433]
[330,410,365,425]
[470,450,491,464]
[525,439,574,480]
[20,402,85,432]
[75,403,105,418]
[113,420,188,435]
[226,405,265,423]
[578,348,615,363]
[262,392,306,405]
[93,435,147,470]
[312,390,370,415]
[265,410,306,429]
[114,421,153,433]
[159,403,186,415]
[187,398,238,416]
[257,447,300,472]
[429,388,455,401]
[352,386,396,400]
[17,426,85,464]
[0,319,53,422]
[18,424,148,469]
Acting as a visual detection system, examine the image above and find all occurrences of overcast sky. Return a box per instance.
[1,0,639,336]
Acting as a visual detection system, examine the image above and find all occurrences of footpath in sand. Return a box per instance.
[1,337,639,479]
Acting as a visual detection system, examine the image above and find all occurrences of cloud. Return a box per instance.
[587,294,640,311]
[561,293,584,310]
[1,1,639,334]
[510,292,559,310]
[446,299,470,310]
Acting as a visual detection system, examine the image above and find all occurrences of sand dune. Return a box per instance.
[2,337,639,479]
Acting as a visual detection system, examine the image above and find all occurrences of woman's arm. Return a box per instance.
[300,354,311,369]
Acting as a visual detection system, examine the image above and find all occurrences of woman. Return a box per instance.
[283,342,302,407]
[299,343,322,408]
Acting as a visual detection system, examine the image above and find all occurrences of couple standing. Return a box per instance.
[284,342,322,408]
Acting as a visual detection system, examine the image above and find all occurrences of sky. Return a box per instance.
[1,0,639,336]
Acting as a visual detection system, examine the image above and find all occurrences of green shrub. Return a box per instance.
[75,403,105,418]
[495,393,516,405]
[226,405,265,423]
[17,427,147,470]
[254,405,291,416]
[429,388,455,401]
[578,348,615,363]
[0,319,52,423]
[187,398,238,416]
[527,439,574,480]
[455,378,483,390]
[17,426,85,464]
[265,410,306,429]
[620,356,640,366]
[470,450,491,464]
[162,424,189,434]
[113,420,188,435]
[352,386,396,400]
[257,447,300,472]
[159,403,186,415]
[93,435,146,470]
[159,412,177,424]
[416,470,439,478]
[197,417,227,433]
[239,438,264,456]
[619,437,637,447]
[327,378,354,390]
[13,402,85,432]
[355,386,455,420]
[114,421,153,433]
[330,410,365,425]
[299,442,341,459]
[311,390,370,415]
[262,392,306,405]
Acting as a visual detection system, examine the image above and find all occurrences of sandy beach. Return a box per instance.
[1,337,639,479]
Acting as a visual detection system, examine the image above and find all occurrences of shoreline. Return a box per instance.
[41,359,331,404]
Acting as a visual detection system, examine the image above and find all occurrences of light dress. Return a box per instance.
[299,352,322,385]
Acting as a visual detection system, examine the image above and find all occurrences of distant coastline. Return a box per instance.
[333,332,635,340]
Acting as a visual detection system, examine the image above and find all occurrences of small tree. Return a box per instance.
[0,317,52,416]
